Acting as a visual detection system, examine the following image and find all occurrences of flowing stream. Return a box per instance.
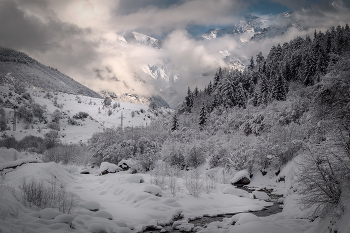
[142,187,283,233]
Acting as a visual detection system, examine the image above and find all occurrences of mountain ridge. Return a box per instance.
[0,47,102,99]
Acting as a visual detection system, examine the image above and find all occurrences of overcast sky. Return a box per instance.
[0,0,349,97]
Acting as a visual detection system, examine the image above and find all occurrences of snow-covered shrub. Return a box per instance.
[13,81,26,94]
[112,102,120,109]
[135,137,160,172]
[185,169,203,197]
[44,130,60,149]
[19,177,76,213]
[209,148,228,168]
[186,144,206,168]
[107,108,113,116]
[43,144,89,164]
[51,109,61,123]
[44,91,53,99]
[151,163,183,197]
[203,171,217,194]
[0,136,19,149]
[103,96,112,107]
[0,107,6,131]
[161,140,187,169]
[17,105,33,123]
[18,135,45,154]
[22,92,32,101]
[67,116,79,125]
[73,111,89,120]
[30,103,46,122]
[47,121,60,131]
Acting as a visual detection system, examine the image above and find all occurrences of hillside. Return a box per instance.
[0,84,169,145]
[0,47,101,98]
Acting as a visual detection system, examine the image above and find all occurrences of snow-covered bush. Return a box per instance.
[47,121,60,131]
[13,81,26,94]
[51,109,61,123]
[185,169,203,197]
[161,140,187,169]
[186,144,206,168]
[43,144,89,164]
[103,96,112,107]
[30,103,46,122]
[17,135,45,154]
[0,107,6,131]
[17,105,34,123]
[73,111,89,120]
[67,116,79,125]
[19,177,76,213]
[44,130,60,149]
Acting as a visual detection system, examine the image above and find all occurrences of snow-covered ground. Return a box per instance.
[2,149,349,233]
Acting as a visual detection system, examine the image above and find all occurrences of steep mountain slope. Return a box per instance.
[200,14,269,42]
[124,31,163,49]
[0,47,101,98]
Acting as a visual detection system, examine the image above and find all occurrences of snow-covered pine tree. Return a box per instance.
[213,67,222,88]
[185,87,194,112]
[199,103,207,130]
[271,72,287,101]
[171,113,179,131]
[248,56,255,71]
[194,86,199,97]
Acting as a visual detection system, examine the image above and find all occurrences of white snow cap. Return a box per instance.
[143,184,162,195]
[230,170,250,184]
[100,162,122,173]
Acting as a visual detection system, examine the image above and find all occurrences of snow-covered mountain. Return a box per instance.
[200,14,270,43]
[200,12,303,42]
[0,47,101,99]
[124,31,163,49]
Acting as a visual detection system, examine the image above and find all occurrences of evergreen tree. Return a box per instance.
[199,103,207,130]
[272,73,287,101]
[213,68,222,88]
[194,86,199,97]
[248,56,255,71]
[171,113,179,131]
[185,87,194,112]
[0,107,7,131]
[207,81,213,95]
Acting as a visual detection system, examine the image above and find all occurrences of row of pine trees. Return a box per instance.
[175,24,350,130]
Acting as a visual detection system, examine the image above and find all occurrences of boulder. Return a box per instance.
[230,170,251,187]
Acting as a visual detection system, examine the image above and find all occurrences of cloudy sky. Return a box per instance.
[0,0,349,98]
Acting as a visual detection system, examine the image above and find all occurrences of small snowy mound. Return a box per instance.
[277,197,285,204]
[118,159,136,171]
[100,162,122,175]
[66,166,79,173]
[89,223,106,233]
[54,214,74,224]
[232,213,260,225]
[115,220,127,227]
[173,220,194,232]
[252,191,271,201]
[39,208,61,220]
[126,174,144,183]
[116,227,132,233]
[93,210,113,220]
[230,170,250,186]
[79,201,101,211]
[223,186,250,198]
[144,184,162,196]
